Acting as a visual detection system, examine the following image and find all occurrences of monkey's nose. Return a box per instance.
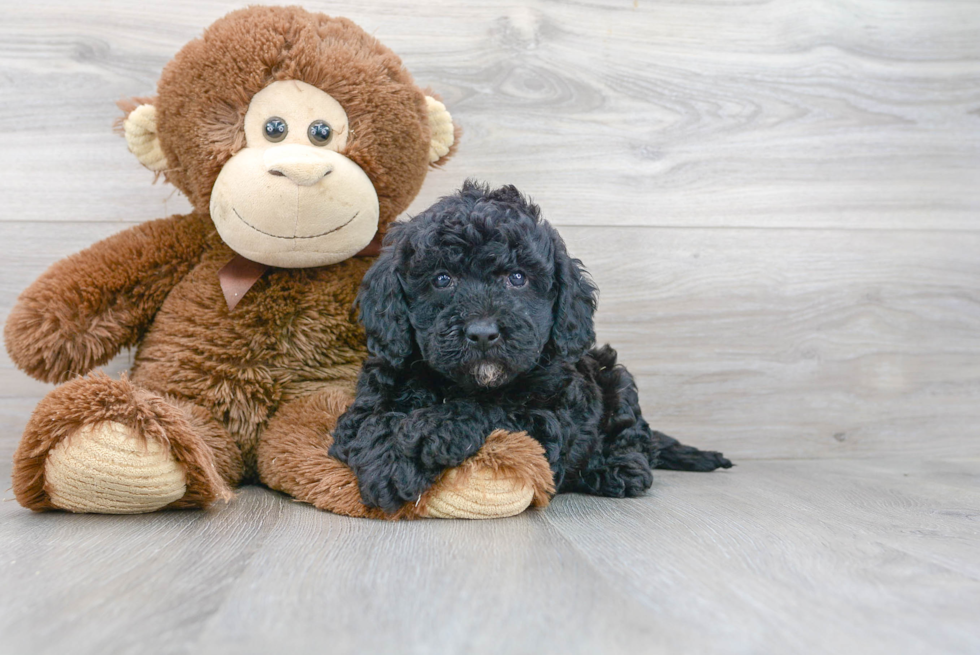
[263,144,333,186]
[465,319,500,350]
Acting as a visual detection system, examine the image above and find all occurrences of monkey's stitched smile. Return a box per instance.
[232,207,359,240]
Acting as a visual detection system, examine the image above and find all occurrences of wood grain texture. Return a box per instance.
[2,0,978,451]
[4,221,977,459]
[0,0,977,229]
[563,226,980,459]
[1,459,978,655]
[1,3,978,652]
[541,458,980,655]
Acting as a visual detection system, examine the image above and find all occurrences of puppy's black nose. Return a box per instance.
[465,319,500,349]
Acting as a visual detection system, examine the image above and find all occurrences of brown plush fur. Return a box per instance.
[4,7,508,517]
[4,214,211,385]
[150,6,434,232]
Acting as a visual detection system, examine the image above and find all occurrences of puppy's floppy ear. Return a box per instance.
[356,231,414,369]
[549,229,598,361]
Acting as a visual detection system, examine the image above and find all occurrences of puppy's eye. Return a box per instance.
[433,273,453,289]
[507,271,527,288]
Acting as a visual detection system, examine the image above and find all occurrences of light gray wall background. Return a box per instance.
[1,0,978,462]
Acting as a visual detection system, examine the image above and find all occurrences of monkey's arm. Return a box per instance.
[4,213,212,383]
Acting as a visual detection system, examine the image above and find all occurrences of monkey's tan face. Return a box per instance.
[209,80,380,268]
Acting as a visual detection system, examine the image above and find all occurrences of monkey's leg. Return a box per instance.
[257,389,554,519]
[12,373,241,513]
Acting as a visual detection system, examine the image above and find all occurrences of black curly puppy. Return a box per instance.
[330,182,731,513]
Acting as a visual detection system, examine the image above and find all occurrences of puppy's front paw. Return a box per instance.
[421,430,555,519]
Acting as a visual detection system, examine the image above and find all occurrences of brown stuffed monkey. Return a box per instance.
[5,6,554,519]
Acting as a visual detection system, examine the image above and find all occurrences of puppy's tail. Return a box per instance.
[652,431,733,472]
[590,345,733,473]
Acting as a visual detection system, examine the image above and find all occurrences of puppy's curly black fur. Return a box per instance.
[331,182,732,513]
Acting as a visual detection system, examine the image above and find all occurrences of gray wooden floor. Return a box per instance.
[1,0,979,653]
[2,456,978,655]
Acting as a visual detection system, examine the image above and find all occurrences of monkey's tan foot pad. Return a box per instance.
[44,421,187,514]
[421,429,556,520]
[425,467,536,519]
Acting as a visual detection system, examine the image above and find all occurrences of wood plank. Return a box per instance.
[0,486,286,655]
[189,495,664,655]
[0,0,977,229]
[0,398,36,463]
[1,460,976,654]
[3,221,977,459]
[560,226,980,459]
[542,459,980,655]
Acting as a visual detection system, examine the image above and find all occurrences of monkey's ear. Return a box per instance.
[425,96,457,167]
[356,233,415,369]
[122,103,170,172]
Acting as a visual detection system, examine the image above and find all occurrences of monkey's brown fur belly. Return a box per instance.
[130,230,371,481]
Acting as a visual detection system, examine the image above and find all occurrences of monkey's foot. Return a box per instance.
[422,430,555,519]
[13,373,233,513]
[44,421,187,514]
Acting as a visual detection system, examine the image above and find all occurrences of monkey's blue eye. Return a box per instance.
[507,271,527,287]
[263,117,288,142]
[308,120,332,146]
[433,273,453,289]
